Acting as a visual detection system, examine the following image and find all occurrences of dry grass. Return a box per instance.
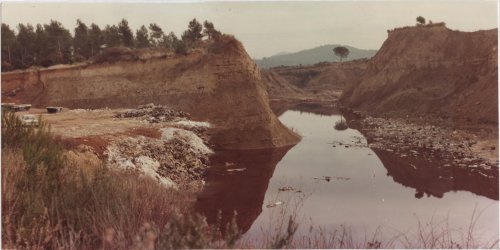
[1,111,238,249]
[1,148,202,249]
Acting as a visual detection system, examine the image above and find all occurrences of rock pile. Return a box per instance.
[115,104,190,123]
[105,127,213,188]
[361,117,498,175]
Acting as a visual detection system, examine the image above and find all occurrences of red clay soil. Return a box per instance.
[60,136,111,158]
[62,127,161,159]
[123,127,162,139]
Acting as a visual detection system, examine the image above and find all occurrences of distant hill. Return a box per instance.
[255,45,377,69]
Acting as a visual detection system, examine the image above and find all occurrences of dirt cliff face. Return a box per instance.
[1,37,300,150]
[262,60,369,101]
[260,70,307,100]
[341,25,498,125]
[268,60,368,91]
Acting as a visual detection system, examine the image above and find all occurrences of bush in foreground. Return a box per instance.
[1,111,240,249]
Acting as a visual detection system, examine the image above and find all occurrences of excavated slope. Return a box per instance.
[1,37,300,149]
[260,70,308,100]
[267,60,369,92]
[341,24,498,125]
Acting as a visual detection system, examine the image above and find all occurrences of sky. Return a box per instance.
[1,1,498,59]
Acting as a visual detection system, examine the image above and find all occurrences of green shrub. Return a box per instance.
[1,112,242,248]
[1,111,65,171]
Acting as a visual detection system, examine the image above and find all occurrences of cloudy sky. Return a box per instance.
[1,1,498,59]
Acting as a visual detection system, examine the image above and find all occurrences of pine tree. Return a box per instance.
[103,25,121,47]
[16,23,37,67]
[89,23,103,56]
[149,23,164,47]
[181,18,203,45]
[135,25,150,48]
[203,20,221,40]
[118,18,134,47]
[74,19,91,59]
[1,24,16,69]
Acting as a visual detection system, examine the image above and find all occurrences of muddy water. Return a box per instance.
[195,110,499,244]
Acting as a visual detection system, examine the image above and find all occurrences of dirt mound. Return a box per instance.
[105,130,210,188]
[262,59,369,101]
[341,25,498,126]
[270,60,368,90]
[1,37,300,150]
[260,70,308,100]
[115,103,190,123]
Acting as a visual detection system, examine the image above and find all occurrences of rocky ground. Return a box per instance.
[19,104,213,189]
[107,105,212,188]
[354,116,499,177]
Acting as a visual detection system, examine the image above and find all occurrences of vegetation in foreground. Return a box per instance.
[1,111,240,249]
[1,111,498,249]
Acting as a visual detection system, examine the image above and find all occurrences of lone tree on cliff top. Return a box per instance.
[416,16,426,25]
[333,46,349,62]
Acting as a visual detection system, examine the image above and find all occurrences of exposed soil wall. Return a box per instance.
[261,60,369,103]
[260,70,308,100]
[341,25,498,126]
[267,60,369,92]
[1,37,300,149]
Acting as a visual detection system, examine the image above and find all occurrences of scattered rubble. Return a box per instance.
[329,136,367,148]
[278,186,295,192]
[172,120,211,128]
[115,103,189,123]
[105,126,213,188]
[224,162,236,167]
[226,168,246,173]
[314,176,351,182]
[266,201,284,208]
[360,116,498,175]
[161,127,213,156]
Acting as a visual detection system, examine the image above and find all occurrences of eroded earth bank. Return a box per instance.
[2,23,498,247]
[2,36,300,191]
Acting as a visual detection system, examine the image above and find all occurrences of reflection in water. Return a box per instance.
[195,146,293,233]
[333,116,348,131]
[373,148,499,200]
[271,100,337,117]
[196,110,498,242]
[343,109,499,200]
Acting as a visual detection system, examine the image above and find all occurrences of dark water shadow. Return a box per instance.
[373,148,499,200]
[271,100,338,117]
[342,109,499,201]
[194,146,294,233]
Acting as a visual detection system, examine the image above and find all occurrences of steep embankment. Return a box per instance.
[268,60,369,92]
[1,37,300,150]
[341,24,498,126]
[262,60,369,101]
[260,70,308,100]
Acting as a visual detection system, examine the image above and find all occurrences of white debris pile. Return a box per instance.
[172,120,211,128]
[115,103,189,123]
[169,120,212,142]
[105,128,212,188]
[69,108,109,114]
[161,127,213,156]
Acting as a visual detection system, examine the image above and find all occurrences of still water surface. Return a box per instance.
[196,110,499,244]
